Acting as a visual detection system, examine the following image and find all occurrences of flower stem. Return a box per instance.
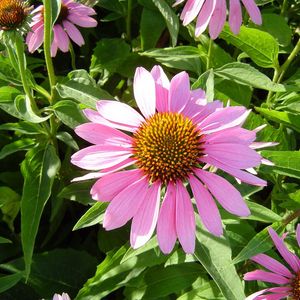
[126,0,132,41]
[43,0,57,104]
[206,39,213,70]
[69,42,76,70]
[14,35,37,110]
[283,209,300,226]
[280,0,288,16]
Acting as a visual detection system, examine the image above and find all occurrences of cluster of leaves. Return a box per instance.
[0,0,299,299]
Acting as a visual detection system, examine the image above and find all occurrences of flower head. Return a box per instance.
[53,293,71,300]
[174,0,262,39]
[244,225,300,300]
[0,0,31,33]
[26,0,97,56]
[71,65,272,254]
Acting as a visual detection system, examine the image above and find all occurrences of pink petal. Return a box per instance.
[192,100,223,124]
[63,20,85,46]
[71,145,132,170]
[175,181,195,254]
[26,24,44,53]
[157,183,177,254]
[51,34,58,57]
[196,169,250,217]
[67,14,97,28]
[200,156,267,186]
[103,177,149,230]
[229,0,242,34]
[96,101,144,130]
[245,288,291,300]
[83,109,137,133]
[268,228,300,273]
[297,224,300,248]
[151,65,170,112]
[250,142,279,149]
[131,182,161,248]
[204,143,262,169]
[195,0,216,37]
[251,254,294,279]
[244,269,290,285]
[181,0,205,25]
[199,106,250,134]
[134,67,156,118]
[91,169,142,201]
[75,123,132,147]
[53,24,70,53]
[169,71,190,113]
[208,0,226,39]
[241,0,262,25]
[189,175,223,236]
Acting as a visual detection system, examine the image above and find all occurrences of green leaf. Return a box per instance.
[0,55,21,85]
[260,150,300,179]
[233,223,284,264]
[51,0,61,27]
[73,202,108,230]
[0,86,22,118]
[151,0,179,47]
[255,107,300,133]
[56,132,79,150]
[0,122,44,135]
[0,236,12,244]
[214,63,286,92]
[56,70,113,108]
[245,201,282,223]
[14,95,51,123]
[194,224,245,300]
[0,273,23,293]
[0,139,35,160]
[141,46,203,74]
[220,24,279,68]
[21,144,61,278]
[53,100,87,129]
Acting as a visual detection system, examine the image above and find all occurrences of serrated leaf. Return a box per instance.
[21,144,61,278]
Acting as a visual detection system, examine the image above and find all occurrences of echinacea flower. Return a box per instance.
[174,0,262,39]
[26,0,97,57]
[53,293,71,300]
[71,65,272,254]
[244,225,300,300]
[0,0,31,33]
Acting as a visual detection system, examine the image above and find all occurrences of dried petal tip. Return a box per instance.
[0,0,30,31]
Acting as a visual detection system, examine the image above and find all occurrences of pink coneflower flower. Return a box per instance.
[26,0,97,57]
[174,0,262,39]
[53,293,71,300]
[244,225,300,300]
[71,65,272,254]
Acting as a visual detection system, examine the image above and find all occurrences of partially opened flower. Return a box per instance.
[174,0,262,39]
[26,0,97,56]
[244,225,300,300]
[71,65,272,254]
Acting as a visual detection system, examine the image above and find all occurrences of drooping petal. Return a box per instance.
[208,0,227,39]
[196,169,250,217]
[131,182,161,248]
[103,177,149,230]
[96,101,144,130]
[175,181,195,254]
[63,20,85,46]
[157,183,177,254]
[169,71,190,112]
[245,288,291,300]
[134,67,156,118]
[189,175,223,236]
[229,0,242,34]
[71,145,132,170]
[53,24,70,53]
[151,65,170,112]
[91,169,143,201]
[241,0,262,25]
[195,0,216,37]
[75,123,132,147]
[67,14,97,28]
[181,0,205,25]
[244,270,290,285]
[251,254,294,279]
[26,24,44,53]
[268,228,300,273]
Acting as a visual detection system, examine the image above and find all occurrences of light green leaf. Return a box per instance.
[21,144,61,278]
[0,86,22,118]
[0,139,35,160]
[220,24,279,68]
[0,273,23,293]
[56,132,79,150]
[0,237,12,244]
[194,224,245,300]
[151,0,179,47]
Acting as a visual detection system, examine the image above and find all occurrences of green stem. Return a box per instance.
[206,39,213,70]
[33,85,52,102]
[43,0,56,104]
[277,37,300,83]
[266,66,280,106]
[69,42,76,70]
[126,0,132,41]
[283,209,300,226]
[280,0,288,16]
[6,43,19,72]
[14,36,37,110]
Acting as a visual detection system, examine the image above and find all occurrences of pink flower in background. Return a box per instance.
[244,225,300,300]
[71,65,272,254]
[26,0,97,56]
[174,0,262,39]
[53,293,71,300]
